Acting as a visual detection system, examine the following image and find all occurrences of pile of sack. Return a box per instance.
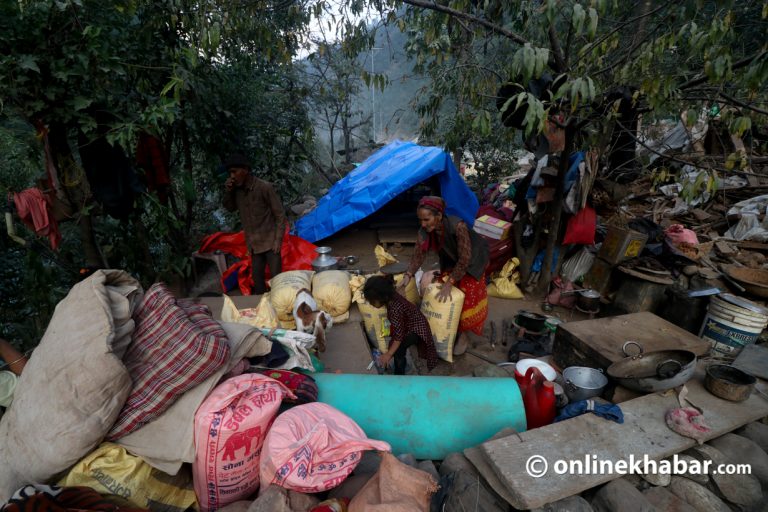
[0,270,438,512]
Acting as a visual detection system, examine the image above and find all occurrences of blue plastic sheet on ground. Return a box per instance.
[295,140,479,243]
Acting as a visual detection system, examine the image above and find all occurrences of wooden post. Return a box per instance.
[538,124,573,291]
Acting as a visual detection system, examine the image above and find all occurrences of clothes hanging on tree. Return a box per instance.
[12,188,61,250]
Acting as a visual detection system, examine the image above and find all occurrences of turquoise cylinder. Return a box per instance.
[313,373,526,460]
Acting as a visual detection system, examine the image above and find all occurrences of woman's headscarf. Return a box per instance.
[418,196,446,215]
[417,196,446,251]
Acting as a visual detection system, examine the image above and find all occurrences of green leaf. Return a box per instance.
[71,96,92,111]
[587,7,599,40]
[572,4,586,35]
[18,55,40,73]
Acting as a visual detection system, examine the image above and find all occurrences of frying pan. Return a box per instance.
[607,341,697,393]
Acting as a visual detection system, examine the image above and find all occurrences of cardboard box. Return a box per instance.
[474,215,512,240]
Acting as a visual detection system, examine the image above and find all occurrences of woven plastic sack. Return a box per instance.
[358,300,389,353]
[193,374,295,512]
[392,273,420,305]
[488,257,524,299]
[312,271,351,318]
[374,245,398,268]
[221,294,279,329]
[420,283,464,363]
[269,270,314,323]
[259,403,390,494]
[59,443,198,512]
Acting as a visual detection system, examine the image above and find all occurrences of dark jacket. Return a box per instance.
[418,215,489,280]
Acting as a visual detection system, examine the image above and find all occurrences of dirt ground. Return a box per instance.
[192,225,590,377]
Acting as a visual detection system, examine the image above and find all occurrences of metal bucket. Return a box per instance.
[562,366,608,402]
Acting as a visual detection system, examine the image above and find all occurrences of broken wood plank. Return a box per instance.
[737,241,768,253]
[476,366,768,510]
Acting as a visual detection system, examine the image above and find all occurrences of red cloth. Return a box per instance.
[439,271,488,336]
[199,227,317,295]
[418,195,445,214]
[135,133,170,203]
[12,188,61,250]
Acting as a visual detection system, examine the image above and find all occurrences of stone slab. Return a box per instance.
[476,365,768,510]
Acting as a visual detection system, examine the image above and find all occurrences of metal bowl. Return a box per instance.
[705,364,756,402]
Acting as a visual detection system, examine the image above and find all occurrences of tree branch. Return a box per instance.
[400,0,528,45]
[679,50,767,91]
[548,24,566,73]
[719,92,768,116]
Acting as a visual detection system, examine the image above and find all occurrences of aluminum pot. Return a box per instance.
[607,341,696,393]
[562,366,608,402]
[705,364,756,402]
[312,246,339,272]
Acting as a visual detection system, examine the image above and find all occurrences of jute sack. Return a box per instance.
[420,283,464,363]
[269,270,314,323]
[312,271,351,319]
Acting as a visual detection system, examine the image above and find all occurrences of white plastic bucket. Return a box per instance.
[699,293,768,356]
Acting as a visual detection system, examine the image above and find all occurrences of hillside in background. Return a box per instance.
[303,20,427,159]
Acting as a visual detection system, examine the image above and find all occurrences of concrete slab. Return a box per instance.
[476,365,768,510]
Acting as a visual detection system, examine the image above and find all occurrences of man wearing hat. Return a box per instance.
[223,153,286,294]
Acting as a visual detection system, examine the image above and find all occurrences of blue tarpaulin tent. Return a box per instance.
[295,140,479,243]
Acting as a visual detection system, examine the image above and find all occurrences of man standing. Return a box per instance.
[223,153,286,294]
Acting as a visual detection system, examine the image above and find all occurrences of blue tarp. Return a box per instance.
[295,140,479,243]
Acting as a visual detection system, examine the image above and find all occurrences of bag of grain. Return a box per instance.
[222,294,280,329]
[420,283,464,363]
[358,300,389,353]
[312,271,352,319]
[269,270,314,324]
[392,273,420,305]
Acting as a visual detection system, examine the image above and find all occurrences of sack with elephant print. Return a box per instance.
[193,374,295,512]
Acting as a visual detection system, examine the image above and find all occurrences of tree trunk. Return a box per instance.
[79,213,104,268]
[47,123,105,269]
[538,125,574,291]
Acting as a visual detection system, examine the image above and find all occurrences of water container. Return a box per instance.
[699,293,768,356]
[522,367,556,429]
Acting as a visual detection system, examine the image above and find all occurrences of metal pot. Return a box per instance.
[562,366,608,401]
[607,341,696,393]
[705,364,756,402]
[515,310,547,332]
[312,246,339,272]
[577,289,601,310]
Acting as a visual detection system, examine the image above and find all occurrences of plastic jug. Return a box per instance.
[522,367,556,429]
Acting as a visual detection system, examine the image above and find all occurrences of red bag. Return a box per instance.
[562,206,596,245]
